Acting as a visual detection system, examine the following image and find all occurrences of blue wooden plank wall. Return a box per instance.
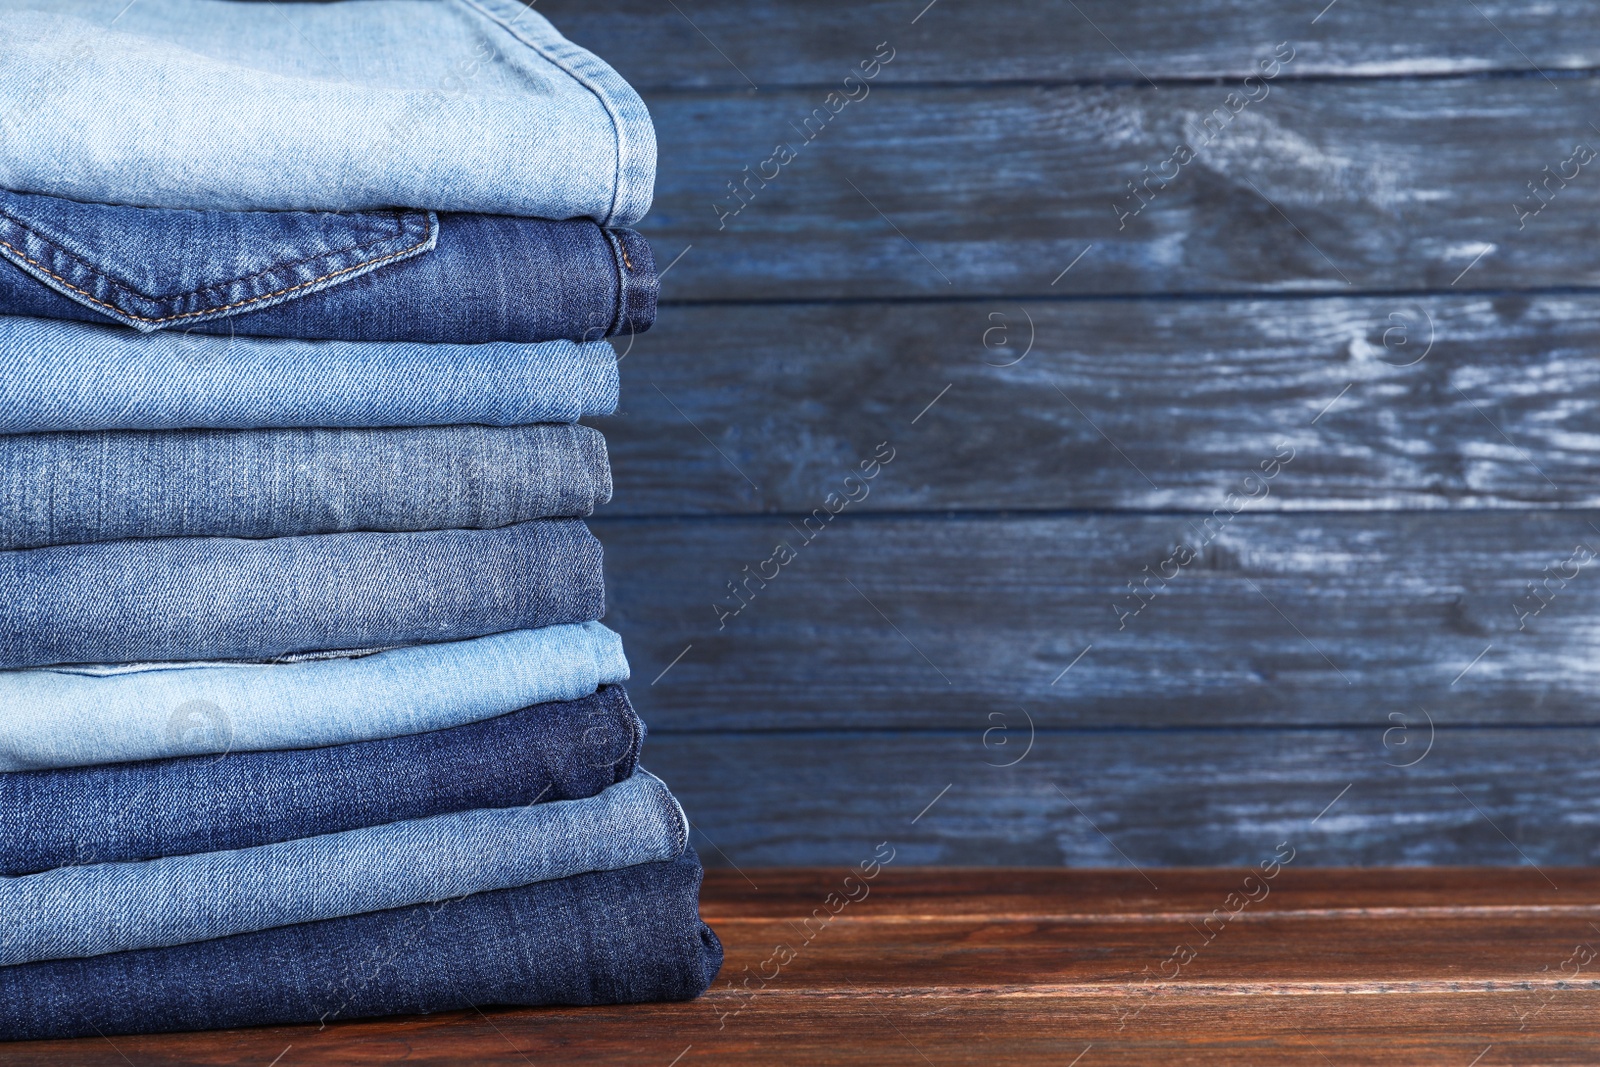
[544,0,1600,866]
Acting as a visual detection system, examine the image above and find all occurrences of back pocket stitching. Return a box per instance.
[0,209,433,325]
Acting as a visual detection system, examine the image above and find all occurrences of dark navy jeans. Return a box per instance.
[0,188,656,343]
[0,851,721,1040]
[0,685,643,877]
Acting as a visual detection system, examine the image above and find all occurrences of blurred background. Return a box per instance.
[545,0,1600,867]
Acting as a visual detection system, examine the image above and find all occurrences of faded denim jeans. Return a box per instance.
[0,0,654,224]
[0,188,656,343]
[0,522,605,667]
[0,424,612,549]
[0,315,618,432]
[0,685,644,876]
[0,770,687,964]
[0,622,627,769]
[0,851,721,1040]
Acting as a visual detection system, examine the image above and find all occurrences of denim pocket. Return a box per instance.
[0,188,437,332]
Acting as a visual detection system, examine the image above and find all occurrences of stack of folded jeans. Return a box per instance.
[0,0,720,1041]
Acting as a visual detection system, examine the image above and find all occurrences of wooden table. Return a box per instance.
[9,868,1600,1064]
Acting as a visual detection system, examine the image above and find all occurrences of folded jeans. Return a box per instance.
[0,521,604,668]
[0,623,628,771]
[0,850,721,1041]
[0,0,654,224]
[0,188,657,343]
[0,315,617,433]
[0,424,612,549]
[0,685,643,876]
[0,769,686,965]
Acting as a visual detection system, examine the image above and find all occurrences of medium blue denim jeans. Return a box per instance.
[0,522,604,667]
[0,622,626,770]
[0,685,643,877]
[0,0,654,224]
[0,851,720,1040]
[0,188,657,343]
[0,424,611,549]
[0,770,685,965]
[0,315,618,432]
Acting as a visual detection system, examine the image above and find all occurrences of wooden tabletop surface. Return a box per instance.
[8,867,1600,1065]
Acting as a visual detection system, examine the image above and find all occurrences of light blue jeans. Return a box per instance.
[0,622,628,770]
[0,0,654,224]
[0,315,618,432]
[0,770,687,965]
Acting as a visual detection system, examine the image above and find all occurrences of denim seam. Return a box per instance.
[660,776,690,857]
[618,696,643,784]
[602,228,626,336]
[455,0,631,226]
[0,206,414,300]
[0,211,434,324]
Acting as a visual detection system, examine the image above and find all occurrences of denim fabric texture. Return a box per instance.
[0,521,604,668]
[0,0,655,224]
[0,770,685,965]
[0,424,612,550]
[0,685,643,877]
[0,851,721,1040]
[0,188,657,343]
[0,623,627,770]
[0,315,618,432]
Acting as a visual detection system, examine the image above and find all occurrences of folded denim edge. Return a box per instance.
[0,623,632,771]
[612,685,644,784]
[641,767,692,860]
[0,317,623,431]
[458,0,656,227]
[0,851,719,1041]
[20,621,625,682]
[605,228,657,340]
[0,770,687,966]
[582,620,630,683]
[0,684,644,877]
[584,424,615,507]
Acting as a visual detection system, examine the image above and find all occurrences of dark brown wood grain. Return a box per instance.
[696,866,1600,916]
[11,869,1600,1066]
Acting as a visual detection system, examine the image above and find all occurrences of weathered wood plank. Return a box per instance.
[644,728,1600,866]
[21,869,1600,1065]
[596,512,1600,728]
[543,0,1600,89]
[598,294,1600,514]
[697,865,1600,917]
[630,79,1600,299]
[19,995,1598,1066]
